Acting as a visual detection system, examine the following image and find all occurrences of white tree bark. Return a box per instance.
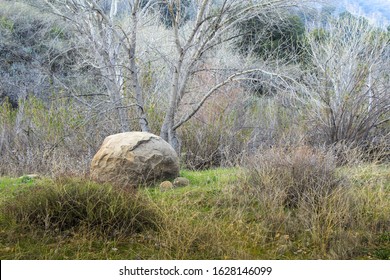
[159,0,308,152]
[300,15,389,144]
[44,0,311,152]
[43,0,151,132]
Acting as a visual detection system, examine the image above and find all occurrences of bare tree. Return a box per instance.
[301,14,390,145]
[43,0,310,152]
[43,0,151,132]
[157,0,308,151]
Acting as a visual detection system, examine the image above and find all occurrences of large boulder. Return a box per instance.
[90,132,180,187]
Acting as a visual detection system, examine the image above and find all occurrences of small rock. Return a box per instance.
[3,247,11,252]
[26,174,40,179]
[19,174,40,181]
[173,177,190,187]
[159,181,174,191]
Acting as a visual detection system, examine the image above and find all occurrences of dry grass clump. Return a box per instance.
[0,177,161,237]
[331,139,390,166]
[236,146,390,259]
[243,146,343,208]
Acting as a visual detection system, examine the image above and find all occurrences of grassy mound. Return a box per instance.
[1,178,161,237]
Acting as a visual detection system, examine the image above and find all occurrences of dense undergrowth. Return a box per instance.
[0,156,389,260]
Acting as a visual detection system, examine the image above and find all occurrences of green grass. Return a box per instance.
[0,166,389,260]
[343,164,390,189]
[0,176,37,204]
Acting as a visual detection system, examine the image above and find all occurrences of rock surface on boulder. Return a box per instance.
[90,132,180,187]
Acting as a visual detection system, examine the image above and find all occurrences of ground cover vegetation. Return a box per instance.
[0,0,389,259]
[0,162,389,259]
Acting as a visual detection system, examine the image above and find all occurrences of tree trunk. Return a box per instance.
[130,1,150,132]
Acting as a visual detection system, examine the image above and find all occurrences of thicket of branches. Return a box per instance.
[0,0,389,175]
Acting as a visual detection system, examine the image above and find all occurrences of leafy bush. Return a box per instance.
[236,13,306,61]
[0,1,75,103]
[1,178,161,236]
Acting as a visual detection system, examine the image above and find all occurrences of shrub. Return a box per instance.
[237,147,389,258]
[236,13,306,61]
[1,178,161,237]
[178,89,253,170]
[0,96,118,177]
[331,139,390,166]
[243,146,343,208]
[302,15,390,148]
